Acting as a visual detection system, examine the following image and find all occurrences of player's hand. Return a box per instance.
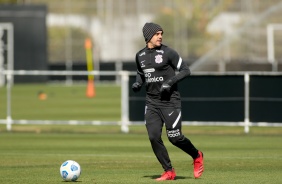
[132,82,142,92]
[160,79,173,99]
[160,83,171,95]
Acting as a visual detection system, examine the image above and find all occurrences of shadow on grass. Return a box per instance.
[143,175,192,180]
[61,181,82,182]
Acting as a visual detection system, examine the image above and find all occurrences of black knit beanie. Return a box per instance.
[142,22,163,43]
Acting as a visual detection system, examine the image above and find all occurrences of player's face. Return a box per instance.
[147,31,163,48]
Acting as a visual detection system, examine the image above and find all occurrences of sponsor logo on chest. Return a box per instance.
[143,68,164,83]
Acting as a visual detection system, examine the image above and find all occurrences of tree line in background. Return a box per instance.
[1,0,282,64]
[0,0,235,63]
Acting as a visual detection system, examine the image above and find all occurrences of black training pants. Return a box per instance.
[145,107,198,171]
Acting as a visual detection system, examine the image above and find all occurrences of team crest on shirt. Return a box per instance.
[155,54,163,64]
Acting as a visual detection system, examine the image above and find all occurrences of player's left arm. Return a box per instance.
[160,49,190,94]
[166,49,191,86]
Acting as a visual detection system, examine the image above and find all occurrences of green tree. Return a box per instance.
[48,26,90,63]
[0,0,17,3]
[153,0,234,60]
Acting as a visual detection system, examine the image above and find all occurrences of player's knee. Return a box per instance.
[167,129,182,145]
[168,135,184,145]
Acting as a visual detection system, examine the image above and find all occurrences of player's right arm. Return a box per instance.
[132,53,145,92]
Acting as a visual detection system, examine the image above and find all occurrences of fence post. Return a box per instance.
[6,70,12,131]
[244,73,250,133]
[120,71,129,133]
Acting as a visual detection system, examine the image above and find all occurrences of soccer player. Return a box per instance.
[132,22,204,181]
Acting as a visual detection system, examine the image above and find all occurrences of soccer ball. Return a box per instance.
[60,160,81,181]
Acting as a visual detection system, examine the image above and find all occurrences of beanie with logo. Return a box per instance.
[142,22,163,43]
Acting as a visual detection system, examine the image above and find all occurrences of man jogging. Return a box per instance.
[132,22,204,181]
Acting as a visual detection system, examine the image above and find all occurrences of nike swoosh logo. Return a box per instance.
[169,111,174,116]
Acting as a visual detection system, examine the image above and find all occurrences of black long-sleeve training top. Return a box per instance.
[135,44,191,108]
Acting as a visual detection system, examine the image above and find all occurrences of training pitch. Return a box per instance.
[0,125,281,184]
[1,84,282,183]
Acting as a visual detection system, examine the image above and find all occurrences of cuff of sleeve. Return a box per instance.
[166,79,175,86]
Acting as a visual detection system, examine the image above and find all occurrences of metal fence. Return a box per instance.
[1,70,282,134]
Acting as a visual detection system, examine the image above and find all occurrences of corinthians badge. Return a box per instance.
[155,54,163,64]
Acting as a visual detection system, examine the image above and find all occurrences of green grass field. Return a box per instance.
[0,84,121,121]
[0,125,282,184]
[1,84,282,183]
